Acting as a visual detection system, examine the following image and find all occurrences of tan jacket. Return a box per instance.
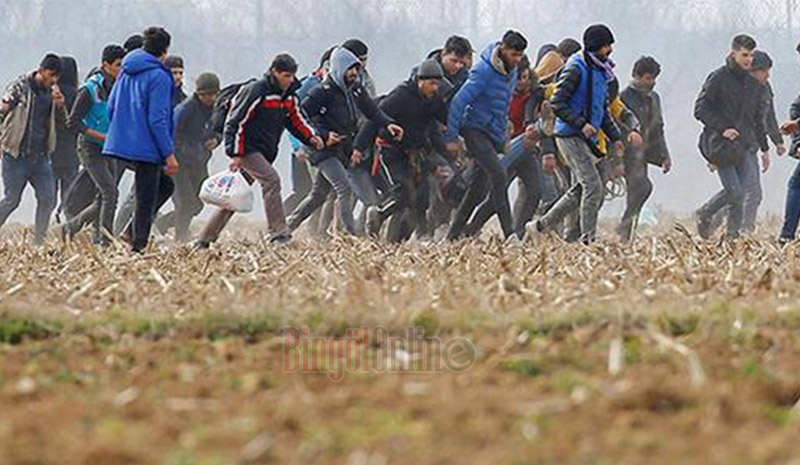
[0,73,62,158]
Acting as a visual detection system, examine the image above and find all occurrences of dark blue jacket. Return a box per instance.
[444,42,518,148]
[103,49,175,164]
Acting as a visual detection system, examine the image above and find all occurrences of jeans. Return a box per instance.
[65,140,119,244]
[618,147,654,241]
[709,151,761,235]
[199,152,288,243]
[465,134,542,238]
[0,152,56,245]
[283,151,314,214]
[697,154,755,239]
[348,165,380,235]
[540,137,603,243]
[287,156,356,235]
[447,129,513,240]
[780,162,800,240]
[129,161,175,252]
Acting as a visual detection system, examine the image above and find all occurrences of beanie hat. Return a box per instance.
[165,55,184,69]
[751,50,773,71]
[583,24,615,53]
[195,72,221,94]
[417,59,444,80]
[342,39,369,58]
[39,53,62,74]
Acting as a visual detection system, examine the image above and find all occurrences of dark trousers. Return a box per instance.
[130,162,174,252]
[53,164,79,214]
[157,154,209,243]
[373,149,430,243]
[447,129,513,240]
[618,148,653,241]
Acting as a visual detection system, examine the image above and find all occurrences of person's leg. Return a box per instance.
[318,158,357,234]
[236,152,289,239]
[556,137,603,243]
[618,149,653,241]
[115,188,137,236]
[464,130,513,239]
[74,143,119,244]
[447,168,488,241]
[0,153,32,232]
[172,160,207,243]
[711,164,745,239]
[131,162,163,252]
[511,150,542,237]
[27,153,57,245]
[283,152,313,213]
[780,162,800,241]
[347,167,379,235]
[740,151,762,234]
[287,166,333,232]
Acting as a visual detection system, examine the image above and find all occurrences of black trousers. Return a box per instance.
[130,161,175,252]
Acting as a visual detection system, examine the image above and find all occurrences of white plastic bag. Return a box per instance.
[200,170,254,213]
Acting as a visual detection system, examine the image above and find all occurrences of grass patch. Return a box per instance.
[0,316,62,344]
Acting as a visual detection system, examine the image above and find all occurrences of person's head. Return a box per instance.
[750,49,772,84]
[101,44,126,80]
[516,54,532,93]
[123,34,143,55]
[730,34,757,70]
[319,46,336,72]
[584,24,615,59]
[440,35,473,76]
[416,59,444,99]
[142,26,171,60]
[165,55,184,87]
[342,38,369,69]
[195,72,220,107]
[37,53,62,88]
[632,55,661,91]
[269,53,299,92]
[500,30,528,71]
[556,38,582,59]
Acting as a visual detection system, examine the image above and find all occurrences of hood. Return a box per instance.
[330,47,361,91]
[725,55,749,79]
[122,49,169,76]
[59,56,79,87]
[535,44,557,66]
[534,50,565,83]
[427,48,443,60]
[480,42,509,76]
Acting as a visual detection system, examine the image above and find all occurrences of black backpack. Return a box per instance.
[210,78,258,137]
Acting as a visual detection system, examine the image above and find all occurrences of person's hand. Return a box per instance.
[164,154,179,176]
[781,120,800,135]
[761,151,770,173]
[51,85,65,108]
[229,156,243,172]
[350,149,363,167]
[204,137,220,151]
[387,124,404,141]
[295,149,310,164]
[311,135,325,151]
[581,123,597,139]
[542,154,557,174]
[662,157,672,174]
[325,132,340,148]
[627,131,643,149]
[722,128,740,140]
[777,143,787,157]
[614,140,625,157]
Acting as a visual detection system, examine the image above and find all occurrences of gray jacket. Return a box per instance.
[0,72,63,158]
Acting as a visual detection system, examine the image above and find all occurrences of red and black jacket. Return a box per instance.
[224,74,317,162]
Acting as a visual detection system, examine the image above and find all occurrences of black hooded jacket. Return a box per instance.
[52,56,79,169]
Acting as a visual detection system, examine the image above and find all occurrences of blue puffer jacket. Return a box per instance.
[553,53,611,139]
[103,49,175,164]
[445,42,518,148]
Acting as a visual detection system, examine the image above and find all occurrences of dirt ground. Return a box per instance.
[1,221,800,465]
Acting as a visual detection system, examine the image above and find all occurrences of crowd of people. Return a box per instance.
[1,24,799,252]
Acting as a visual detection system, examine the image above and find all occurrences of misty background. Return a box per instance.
[2,0,800,227]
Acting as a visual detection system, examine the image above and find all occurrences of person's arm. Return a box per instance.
[355,86,392,129]
[444,71,485,142]
[354,88,406,152]
[223,82,262,157]
[300,87,330,143]
[148,73,176,162]
[284,94,318,147]
[525,86,544,127]
[0,78,23,121]
[693,71,730,132]
[765,86,783,147]
[652,92,671,162]
[601,96,621,143]
[753,84,770,153]
[551,63,587,130]
[67,87,93,136]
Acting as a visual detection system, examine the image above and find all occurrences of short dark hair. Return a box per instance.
[732,34,756,51]
[751,50,773,71]
[502,30,528,52]
[342,39,369,58]
[556,38,582,58]
[39,53,62,74]
[443,35,473,58]
[518,54,531,74]
[142,27,171,57]
[123,34,143,54]
[319,46,336,69]
[102,44,126,64]
[271,53,298,74]
[632,56,661,78]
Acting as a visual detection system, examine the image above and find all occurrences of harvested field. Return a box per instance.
[1,221,800,465]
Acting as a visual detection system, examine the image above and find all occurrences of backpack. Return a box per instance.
[210,78,257,136]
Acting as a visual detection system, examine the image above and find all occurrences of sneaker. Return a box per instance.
[693,210,712,240]
[366,206,382,238]
[270,233,292,246]
[192,240,211,251]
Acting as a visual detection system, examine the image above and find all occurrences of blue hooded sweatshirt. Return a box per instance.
[445,42,518,148]
[103,49,175,164]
